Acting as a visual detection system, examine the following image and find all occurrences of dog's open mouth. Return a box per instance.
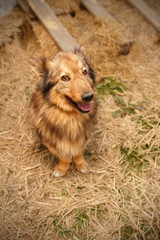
[77,103,92,112]
[65,96,92,113]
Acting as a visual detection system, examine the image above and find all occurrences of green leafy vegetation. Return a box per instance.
[120,141,160,170]
[42,209,90,240]
[96,76,127,96]
[96,77,141,117]
[120,218,156,240]
[90,204,106,219]
[137,114,160,133]
[52,218,78,240]
[113,95,136,116]
[120,145,149,171]
[41,206,107,240]
[121,223,156,240]
[61,188,68,196]
[122,225,135,240]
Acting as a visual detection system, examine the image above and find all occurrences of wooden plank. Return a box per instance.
[81,0,114,19]
[127,0,160,31]
[17,0,36,20]
[27,0,79,52]
[17,0,67,21]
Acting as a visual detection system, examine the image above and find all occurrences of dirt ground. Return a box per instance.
[0,0,160,239]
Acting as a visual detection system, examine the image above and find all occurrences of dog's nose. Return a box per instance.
[81,92,94,102]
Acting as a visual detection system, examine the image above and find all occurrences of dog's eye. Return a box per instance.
[61,75,70,81]
[82,69,87,75]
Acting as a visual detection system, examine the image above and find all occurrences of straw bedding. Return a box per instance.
[0,0,160,239]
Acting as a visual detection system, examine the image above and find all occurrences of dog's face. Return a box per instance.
[31,48,97,113]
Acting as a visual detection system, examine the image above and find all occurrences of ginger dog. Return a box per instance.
[29,48,102,177]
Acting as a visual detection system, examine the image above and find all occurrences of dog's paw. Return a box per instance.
[52,164,68,177]
[76,163,89,174]
[78,166,88,173]
[74,154,89,174]
[52,170,64,177]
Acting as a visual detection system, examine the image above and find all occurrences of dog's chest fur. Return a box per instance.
[29,90,97,159]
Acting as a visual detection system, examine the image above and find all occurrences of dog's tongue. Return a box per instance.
[78,102,92,112]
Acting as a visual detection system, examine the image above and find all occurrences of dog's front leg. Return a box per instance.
[43,142,71,177]
[74,153,88,173]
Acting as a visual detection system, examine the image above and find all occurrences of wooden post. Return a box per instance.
[81,0,114,19]
[27,0,79,52]
[127,0,160,31]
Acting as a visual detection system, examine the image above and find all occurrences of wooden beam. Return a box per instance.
[27,0,79,52]
[17,0,36,20]
[81,0,114,19]
[127,0,160,31]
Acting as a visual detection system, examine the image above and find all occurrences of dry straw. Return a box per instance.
[0,0,160,239]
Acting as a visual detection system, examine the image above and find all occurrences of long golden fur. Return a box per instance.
[29,48,102,177]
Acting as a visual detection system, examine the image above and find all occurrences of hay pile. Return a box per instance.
[0,6,25,47]
[0,1,160,239]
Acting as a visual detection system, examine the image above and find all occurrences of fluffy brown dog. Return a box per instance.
[29,48,102,177]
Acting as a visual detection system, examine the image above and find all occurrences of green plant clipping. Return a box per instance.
[96,76,127,96]
[120,145,149,171]
[97,77,147,117]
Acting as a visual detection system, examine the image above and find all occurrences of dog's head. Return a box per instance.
[31,47,102,113]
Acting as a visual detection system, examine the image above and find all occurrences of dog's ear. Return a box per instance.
[29,57,57,94]
[29,57,50,77]
[74,46,86,58]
